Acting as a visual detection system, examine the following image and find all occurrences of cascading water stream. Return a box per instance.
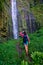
[11,0,18,39]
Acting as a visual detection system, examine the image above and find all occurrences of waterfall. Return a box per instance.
[11,0,18,39]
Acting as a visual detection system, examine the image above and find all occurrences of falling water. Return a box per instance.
[11,0,18,39]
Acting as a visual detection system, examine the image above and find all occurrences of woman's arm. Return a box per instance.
[27,35,30,43]
[19,32,24,38]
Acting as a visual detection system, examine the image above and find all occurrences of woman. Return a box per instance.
[20,31,30,56]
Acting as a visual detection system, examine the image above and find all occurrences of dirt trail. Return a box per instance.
[16,43,32,62]
[16,43,22,57]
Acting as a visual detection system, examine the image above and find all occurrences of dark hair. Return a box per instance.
[23,31,26,35]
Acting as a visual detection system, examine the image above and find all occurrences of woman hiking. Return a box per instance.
[19,31,30,56]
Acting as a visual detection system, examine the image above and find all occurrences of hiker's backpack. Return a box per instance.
[23,35,28,43]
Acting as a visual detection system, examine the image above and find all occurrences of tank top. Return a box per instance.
[23,35,28,43]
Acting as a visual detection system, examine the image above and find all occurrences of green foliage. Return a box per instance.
[31,51,43,65]
[0,39,21,65]
[29,27,43,54]
[0,28,43,65]
[31,4,43,26]
[0,0,5,11]
[21,60,25,65]
[19,27,43,65]
[21,60,28,65]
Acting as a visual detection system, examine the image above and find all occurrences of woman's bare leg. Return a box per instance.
[24,45,28,55]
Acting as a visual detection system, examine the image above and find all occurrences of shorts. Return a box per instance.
[24,41,28,45]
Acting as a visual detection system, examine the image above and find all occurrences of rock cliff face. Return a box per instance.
[15,0,34,33]
[0,0,43,40]
[17,0,39,33]
[17,0,30,32]
[0,0,13,40]
[0,0,31,40]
